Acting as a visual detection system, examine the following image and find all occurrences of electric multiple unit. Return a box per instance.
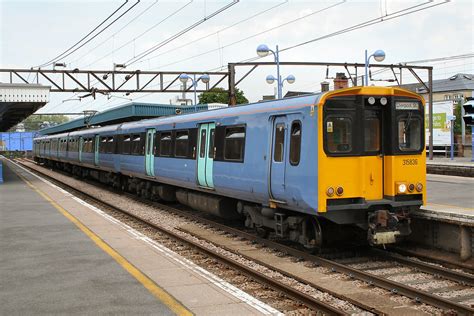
[34,86,426,248]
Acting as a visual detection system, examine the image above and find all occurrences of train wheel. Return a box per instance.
[304,216,323,249]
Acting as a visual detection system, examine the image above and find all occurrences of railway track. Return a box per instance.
[15,159,371,315]
[18,159,474,315]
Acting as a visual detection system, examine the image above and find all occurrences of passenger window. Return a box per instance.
[199,129,207,158]
[122,135,131,154]
[364,115,380,152]
[100,137,107,153]
[289,121,301,165]
[175,131,189,158]
[398,116,421,151]
[159,132,172,156]
[208,129,215,159]
[107,137,114,154]
[274,123,285,162]
[326,117,352,153]
[131,134,141,155]
[224,126,245,162]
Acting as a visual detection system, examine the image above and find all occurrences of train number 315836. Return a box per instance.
[402,159,418,165]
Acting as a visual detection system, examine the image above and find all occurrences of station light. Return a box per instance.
[256,44,270,57]
[266,75,276,84]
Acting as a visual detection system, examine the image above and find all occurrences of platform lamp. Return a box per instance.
[179,73,210,112]
[256,44,295,99]
[364,49,385,85]
[265,74,296,97]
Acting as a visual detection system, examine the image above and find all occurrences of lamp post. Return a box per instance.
[257,44,294,99]
[364,49,385,85]
[265,74,295,97]
[179,73,210,112]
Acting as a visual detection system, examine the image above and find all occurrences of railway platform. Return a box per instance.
[410,174,473,261]
[426,157,474,177]
[0,158,277,315]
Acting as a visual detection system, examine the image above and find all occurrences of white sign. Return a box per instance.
[425,101,453,146]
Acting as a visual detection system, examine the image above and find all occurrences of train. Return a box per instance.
[34,86,426,248]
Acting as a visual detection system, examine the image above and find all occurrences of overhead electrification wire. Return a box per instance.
[35,0,129,68]
[124,0,239,67]
[278,0,450,54]
[70,0,160,66]
[133,0,289,66]
[82,0,194,69]
[46,0,141,67]
[150,0,345,70]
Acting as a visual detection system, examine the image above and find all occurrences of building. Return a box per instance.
[398,73,474,103]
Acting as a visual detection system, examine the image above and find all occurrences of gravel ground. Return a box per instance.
[436,288,474,299]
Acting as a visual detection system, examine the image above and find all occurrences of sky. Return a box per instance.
[1,0,473,116]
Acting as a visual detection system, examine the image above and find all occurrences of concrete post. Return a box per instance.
[460,225,472,261]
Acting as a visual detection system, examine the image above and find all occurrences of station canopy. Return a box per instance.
[0,84,50,131]
[39,102,228,135]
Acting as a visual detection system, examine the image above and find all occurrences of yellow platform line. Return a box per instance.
[12,166,193,316]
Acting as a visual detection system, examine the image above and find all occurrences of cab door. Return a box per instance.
[197,123,215,188]
[363,107,383,200]
[94,135,100,166]
[270,116,287,201]
[145,129,156,176]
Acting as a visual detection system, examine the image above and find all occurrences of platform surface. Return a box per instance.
[0,160,176,315]
[411,174,473,225]
[0,159,275,315]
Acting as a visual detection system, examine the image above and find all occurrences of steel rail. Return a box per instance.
[369,248,474,286]
[20,159,474,315]
[17,160,347,316]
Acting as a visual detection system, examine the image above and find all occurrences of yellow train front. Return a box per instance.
[317,87,426,246]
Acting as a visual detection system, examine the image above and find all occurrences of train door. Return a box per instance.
[145,129,156,176]
[197,123,215,188]
[79,137,83,162]
[270,116,288,201]
[94,135,100,166]
[363,106,383,199]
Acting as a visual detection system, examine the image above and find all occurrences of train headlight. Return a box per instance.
[396,182,407,194]
[368,97,376,105]
[336,186,344,196]
[416,183,423,192]
[408,183,415,192]
[380,97,388,105]
[326,187,335,197]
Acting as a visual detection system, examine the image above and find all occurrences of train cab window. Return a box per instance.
[131,134,142,155]
[224,126,245,162]
[274,123,285,162]
[122,135,131,154]
[290,121,301,165]
[175,131,189,158]
[326,117,352,153]
[398,115,422,151]
[159,132,172,157]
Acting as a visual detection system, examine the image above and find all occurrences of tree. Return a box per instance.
[198,87,248,105]
[15,114,70,131]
